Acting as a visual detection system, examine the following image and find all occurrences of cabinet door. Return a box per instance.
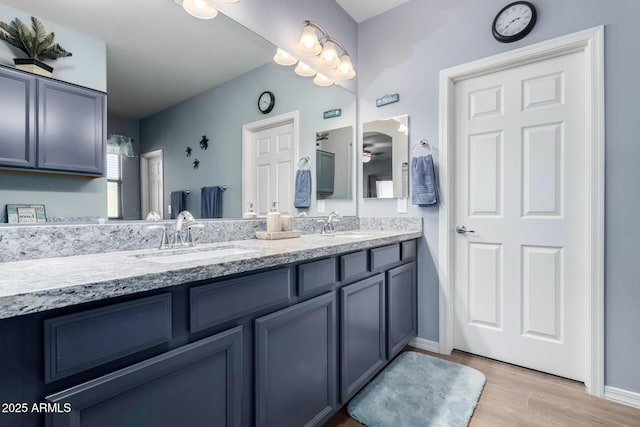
[255,292,337,427]
[387,262,417,359]
[340,274,386,402]
[0,67,36,167]
[37,79,105,174]
[46,326,243,427]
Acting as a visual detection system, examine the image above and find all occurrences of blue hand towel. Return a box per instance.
[201,186,223,218]
[294,169,311,208]
[411,155,439,206]
[170,191,185,219]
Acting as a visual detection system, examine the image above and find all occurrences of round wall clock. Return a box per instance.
[492,1,537,43]
[258,91,275,114]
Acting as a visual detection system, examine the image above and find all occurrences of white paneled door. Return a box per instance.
[247,122,295,215]
[453,51,586,381]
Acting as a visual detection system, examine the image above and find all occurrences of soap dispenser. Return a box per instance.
[243,202,258,219]
[266,201,281,233]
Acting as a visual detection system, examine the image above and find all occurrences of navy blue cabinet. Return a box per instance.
[46,326,243,427]
[37,79,105,175]
[387,262,417,359]
[0,66,105,175]
[0,67,36,167]
[340,274,387,402]
[255,292,337,427]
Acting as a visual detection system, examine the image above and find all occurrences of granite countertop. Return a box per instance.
[0,230,422,319]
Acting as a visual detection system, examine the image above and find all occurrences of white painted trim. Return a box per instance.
[242,111,300,215]
[437,26,605,396]
[140,149,164,219]
[409,337,441,353]
[604,386,640,409]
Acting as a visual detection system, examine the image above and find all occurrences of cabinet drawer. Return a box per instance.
[401,240,417,261]
[44,294,172,383]
[190,267,291,333]
[297,258,337,298]
[340,250,368,283]
[370,244,401,272]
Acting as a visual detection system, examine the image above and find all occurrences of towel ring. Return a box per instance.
[411,139,432,157]
[297,156,311,170]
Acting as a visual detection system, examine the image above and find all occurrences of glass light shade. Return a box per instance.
[362,152,372,163]
[294,61,317,77]
[273,48,297,66]
[334,54,356,80]
[313,73,334,87]
[183,0,218,19]
[223,0,240,2]
[298,26,322,56]
[318,41,340,68]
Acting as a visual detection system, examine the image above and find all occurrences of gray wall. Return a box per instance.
[357,0,640,393]
[139,61,356,219]
[107,115,141,220]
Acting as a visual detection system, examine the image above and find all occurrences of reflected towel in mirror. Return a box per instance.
[201,186,223,218]
[411,155,439,206]
[170,191,186,219]
[294,170,311,208]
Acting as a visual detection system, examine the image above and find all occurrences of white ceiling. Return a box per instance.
[335,0,412,23]
[0,0,274,119]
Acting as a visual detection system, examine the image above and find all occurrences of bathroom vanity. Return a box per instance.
[0,230,420,427]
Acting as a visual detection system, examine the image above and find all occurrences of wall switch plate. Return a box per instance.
[397,198,408,213]
[317,200,326,213]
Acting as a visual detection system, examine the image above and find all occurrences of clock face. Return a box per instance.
[258,91,275,114]
[492,1,537,43]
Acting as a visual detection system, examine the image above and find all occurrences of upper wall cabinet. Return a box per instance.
[0,67,36,168]
[0,66,106,176]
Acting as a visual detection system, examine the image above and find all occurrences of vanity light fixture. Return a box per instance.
[182,0,218,19]
[313,73,334,87]
[294,61,317,77]
[273,48,297,66]
[297,20,356,80]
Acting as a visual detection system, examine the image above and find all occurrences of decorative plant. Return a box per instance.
[0,16,72,61]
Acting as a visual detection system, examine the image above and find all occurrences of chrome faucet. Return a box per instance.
[146,210,203,249]
[317,211,342,234]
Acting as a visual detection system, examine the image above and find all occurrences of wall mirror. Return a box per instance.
[0,0,357,223]
[362,115,409,199]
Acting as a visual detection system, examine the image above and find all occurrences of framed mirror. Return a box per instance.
[362,115,409,199]
[0,0,357,223]
[316,126,353,201]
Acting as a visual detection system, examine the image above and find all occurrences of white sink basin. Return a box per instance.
[136,246,257,264]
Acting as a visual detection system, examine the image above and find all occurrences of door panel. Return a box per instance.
[453,51,586,381]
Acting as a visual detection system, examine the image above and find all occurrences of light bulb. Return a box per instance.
[183,0,218,19]
[313,73,334,87]
[273,48,297,66]
[318,41,340,68]
[334,54,356,80]
[295,61,317,77]
[362,152,372,163]
[298,26,322,56]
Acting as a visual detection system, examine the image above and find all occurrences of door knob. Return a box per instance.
[455,225,475,234]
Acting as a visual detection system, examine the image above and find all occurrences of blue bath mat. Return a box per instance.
[347,351,485,427]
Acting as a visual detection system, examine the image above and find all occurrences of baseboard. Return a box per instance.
[604,386,640,409]
[408,337,441,353]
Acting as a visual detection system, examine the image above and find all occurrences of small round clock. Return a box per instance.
[492,1,537,43]
[258,91,275,114]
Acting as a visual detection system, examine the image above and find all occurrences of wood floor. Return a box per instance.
[325,347,640,427]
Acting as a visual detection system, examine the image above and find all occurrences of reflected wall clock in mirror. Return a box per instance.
[258,91,275,114]
[492,1,537,43]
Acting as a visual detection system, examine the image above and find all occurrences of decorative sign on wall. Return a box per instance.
[376,93,400,107]
[6,204,47,224]
[323,108,342,119]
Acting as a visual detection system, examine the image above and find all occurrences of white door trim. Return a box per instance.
[242,111,300,214]
[438,26,605,396]
[140,149,164,218]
